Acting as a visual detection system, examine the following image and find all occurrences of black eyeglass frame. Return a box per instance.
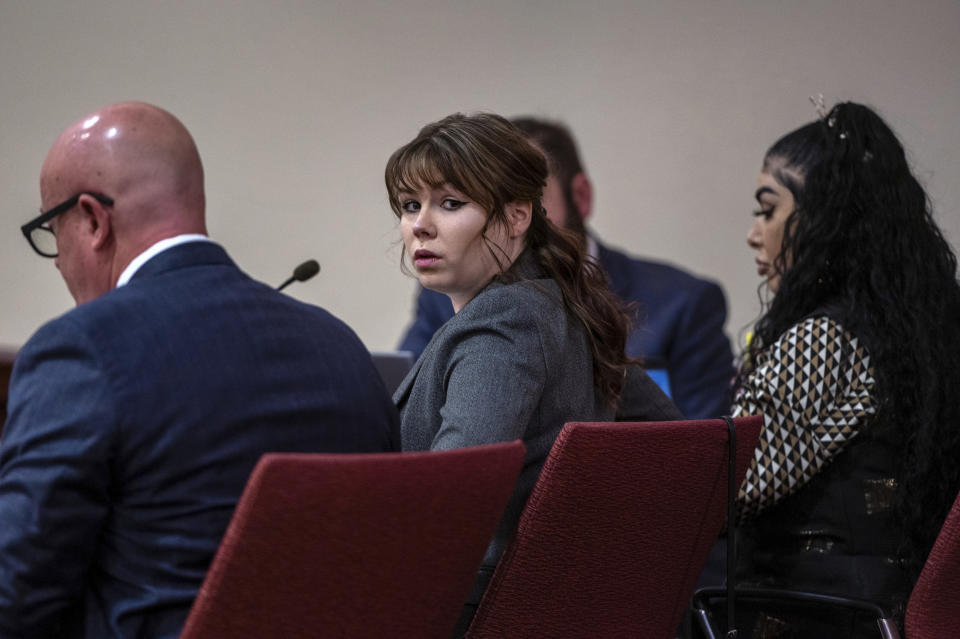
[21,192,114,257]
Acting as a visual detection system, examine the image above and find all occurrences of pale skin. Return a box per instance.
[39,101,208,305]
[747,169,796,294]
[398,183,532,312]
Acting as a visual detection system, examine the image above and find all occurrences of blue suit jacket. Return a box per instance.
[0,242,400,639]
[399,240,734,419]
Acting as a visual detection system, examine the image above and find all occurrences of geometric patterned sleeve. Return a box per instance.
[732,316,876,520]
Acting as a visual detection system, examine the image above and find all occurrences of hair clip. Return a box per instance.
[811,94,851,141]
[810,94,842,131]
[809,94,829,120]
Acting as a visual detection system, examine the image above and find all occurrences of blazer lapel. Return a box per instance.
[392,316,455,407]
[392,350,425,408]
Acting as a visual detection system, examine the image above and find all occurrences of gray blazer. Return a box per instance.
[394,254,681,566]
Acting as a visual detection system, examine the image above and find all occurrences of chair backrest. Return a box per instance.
[466,416,763,639]
[180,441,525,639]
[905,489,960,638]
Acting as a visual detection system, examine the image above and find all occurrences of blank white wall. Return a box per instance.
[1,0,957,357]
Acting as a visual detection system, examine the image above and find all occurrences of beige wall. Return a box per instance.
[1,0,958,358]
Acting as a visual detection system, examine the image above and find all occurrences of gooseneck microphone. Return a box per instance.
[277,259,321,291]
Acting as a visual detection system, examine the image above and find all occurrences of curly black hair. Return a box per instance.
[751,101,960,579]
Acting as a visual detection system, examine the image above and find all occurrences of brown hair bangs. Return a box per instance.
[385,129,498,220]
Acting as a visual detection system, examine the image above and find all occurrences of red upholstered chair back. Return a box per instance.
[180,441,525,639]
[905,489,960,638]
[466,416,763,639]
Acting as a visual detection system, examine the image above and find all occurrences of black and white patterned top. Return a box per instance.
[733,316,876,519]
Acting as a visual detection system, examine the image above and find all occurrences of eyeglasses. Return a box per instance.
[21,192,114,258]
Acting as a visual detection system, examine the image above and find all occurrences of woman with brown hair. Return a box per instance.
[386,112,679,632]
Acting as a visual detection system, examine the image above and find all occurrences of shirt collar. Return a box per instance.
[116,234,212,288]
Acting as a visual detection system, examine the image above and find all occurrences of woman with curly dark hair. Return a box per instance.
[385,112,680,635]
[731,101,960,637]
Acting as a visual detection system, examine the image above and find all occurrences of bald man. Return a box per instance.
[1,102,400,638]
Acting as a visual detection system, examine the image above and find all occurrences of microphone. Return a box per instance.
[277,259,320,291]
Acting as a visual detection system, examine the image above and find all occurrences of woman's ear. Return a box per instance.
[505,200,533,238]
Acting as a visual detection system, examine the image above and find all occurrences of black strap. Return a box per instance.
[721,415,738,638]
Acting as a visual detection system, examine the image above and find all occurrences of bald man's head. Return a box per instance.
[39,102,207,304]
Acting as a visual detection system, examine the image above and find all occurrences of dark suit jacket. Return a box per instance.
[0,242,400,639]
[394,254,681,570]
[399,240,734,420]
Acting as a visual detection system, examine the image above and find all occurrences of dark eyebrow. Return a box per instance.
[755,186,778,202]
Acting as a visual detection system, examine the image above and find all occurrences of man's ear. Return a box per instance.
[571,172,593,221]
[77,193,113,250]
[505,200,533,238]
